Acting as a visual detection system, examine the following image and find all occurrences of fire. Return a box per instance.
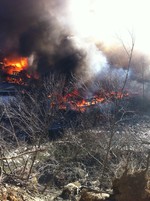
[3,57,28,75]
[0,56,30,84]
[50,89,128,112]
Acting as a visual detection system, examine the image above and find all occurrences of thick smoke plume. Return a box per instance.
[0,0,107,81]
[0,0,150,98]
[0,0,77,75]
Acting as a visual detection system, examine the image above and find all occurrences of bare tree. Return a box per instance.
[99,33,135,187]
[0,73,67,183]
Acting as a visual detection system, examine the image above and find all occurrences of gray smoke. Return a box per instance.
[99,44,150,97]
[1,0,149,97]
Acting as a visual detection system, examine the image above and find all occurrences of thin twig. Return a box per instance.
[0,148,46,160]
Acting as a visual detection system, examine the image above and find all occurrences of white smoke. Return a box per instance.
[86,44,108,76]
[69,36,109,81]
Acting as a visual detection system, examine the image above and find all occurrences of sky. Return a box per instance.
[69,0,150,55]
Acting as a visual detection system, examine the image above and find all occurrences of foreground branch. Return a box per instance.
[0,148,46,161]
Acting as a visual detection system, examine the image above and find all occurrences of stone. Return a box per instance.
[79,188,110,201]
[60,181,81,199]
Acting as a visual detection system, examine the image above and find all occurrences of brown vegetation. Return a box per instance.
[113,170,150,201]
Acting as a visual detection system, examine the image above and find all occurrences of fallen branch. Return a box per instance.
[0,148,46,160]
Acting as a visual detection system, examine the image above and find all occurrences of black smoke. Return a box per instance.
[0,0,84,77]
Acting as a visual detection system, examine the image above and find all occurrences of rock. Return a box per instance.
[60,181,81,199]
[79,188,110,201]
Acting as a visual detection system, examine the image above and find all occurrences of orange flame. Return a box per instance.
[3,57,28,75]
[50,90,129,112]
